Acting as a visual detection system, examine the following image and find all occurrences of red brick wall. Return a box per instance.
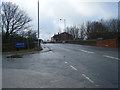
[96,40,117,48]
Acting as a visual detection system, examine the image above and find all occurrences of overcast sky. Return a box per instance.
[1,0,119,40]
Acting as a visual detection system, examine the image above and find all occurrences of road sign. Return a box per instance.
[16,42,26,48]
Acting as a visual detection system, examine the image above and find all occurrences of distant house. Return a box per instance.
[51,32,73,42]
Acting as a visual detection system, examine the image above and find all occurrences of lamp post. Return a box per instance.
[60,18,66,32]
[37,0,41,48]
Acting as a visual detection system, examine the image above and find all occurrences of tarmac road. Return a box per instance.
[2,43,119,88]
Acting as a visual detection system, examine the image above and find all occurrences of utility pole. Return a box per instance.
[38,0,41,48]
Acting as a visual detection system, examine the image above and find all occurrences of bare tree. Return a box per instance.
[79,23,86,39]
[66,26,80,40]
[73,26,79,39]
[65,18,119,40]
[84,21,109,39]
[1,2,32,43]
[104,19,118,32]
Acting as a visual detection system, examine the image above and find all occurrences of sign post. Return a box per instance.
[16,42,26,50]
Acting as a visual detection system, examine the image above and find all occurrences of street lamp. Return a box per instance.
[37,0,41,48]
[59,18,66,32]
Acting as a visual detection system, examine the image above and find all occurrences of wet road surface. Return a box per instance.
[2,44,118,88]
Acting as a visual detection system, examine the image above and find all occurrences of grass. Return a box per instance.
[2,48,43,55]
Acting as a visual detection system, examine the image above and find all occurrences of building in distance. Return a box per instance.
[51,32,73,43]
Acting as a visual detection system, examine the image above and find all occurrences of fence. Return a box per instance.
[66,39,118,48]
[96,39,118,48]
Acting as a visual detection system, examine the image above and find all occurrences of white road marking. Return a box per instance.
[95,85,100,87]
[70,65,77,71]
[65,61,68,64]
[103,55,120,60]
[82,74,94,84]
[80,50,94,54]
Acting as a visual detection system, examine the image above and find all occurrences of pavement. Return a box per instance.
[2,43,119,88]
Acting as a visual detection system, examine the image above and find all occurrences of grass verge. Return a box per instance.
[2,48,43,55]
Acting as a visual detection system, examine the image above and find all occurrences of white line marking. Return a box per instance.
[103,55,120,60]
[82,74,94,84]
[70,65,77,71]
[95,85,100,87]
[65,61,68,64]
[80,50,94,54]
